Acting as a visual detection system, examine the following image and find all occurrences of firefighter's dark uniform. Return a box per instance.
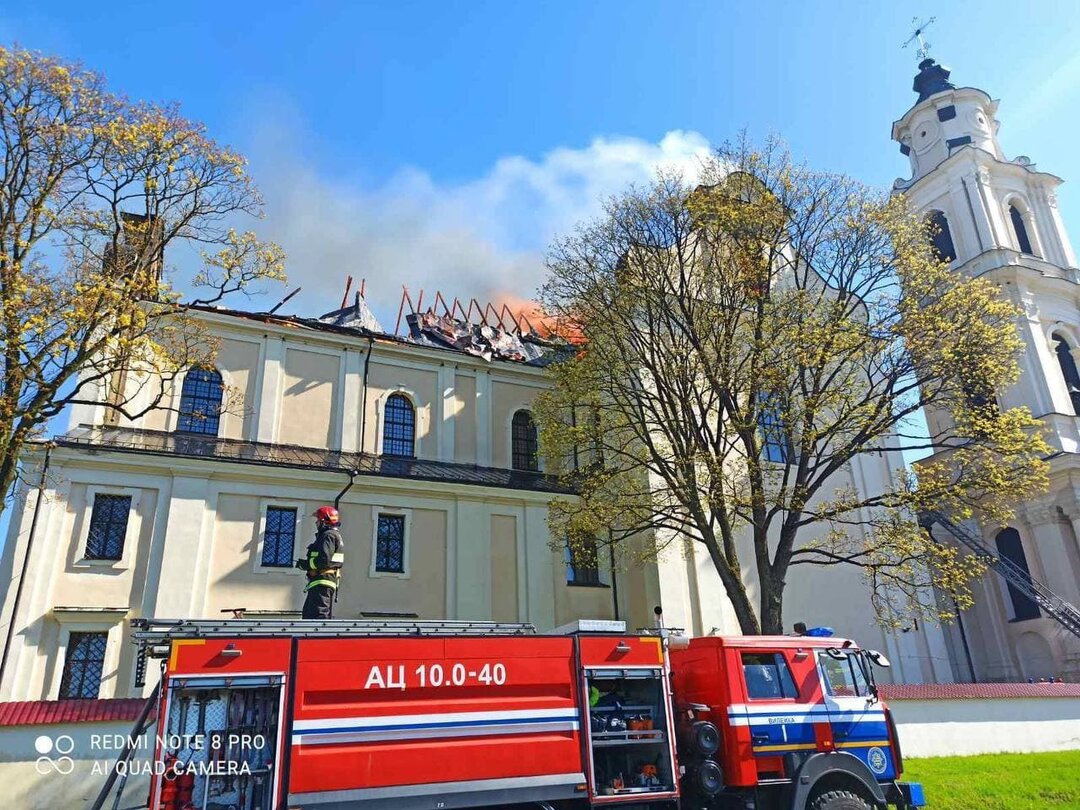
[298,524,345,619]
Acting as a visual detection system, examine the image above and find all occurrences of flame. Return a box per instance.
[491,293,585,344]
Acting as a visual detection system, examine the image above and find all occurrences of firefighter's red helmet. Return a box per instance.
[313,506,340,525]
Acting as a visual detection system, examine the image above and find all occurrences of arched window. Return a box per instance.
[177,367,223,435]
[995,528,1040,621]
[1053,334,1080,415]
[382,393,416,457]
[511,410,539,471]
[927,210,957,263]
[1009,204,1035,255]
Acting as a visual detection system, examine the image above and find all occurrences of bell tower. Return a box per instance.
[892,56,1080,682]
[891,58,1076,270]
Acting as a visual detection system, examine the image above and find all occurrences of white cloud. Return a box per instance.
[249,122,712,323]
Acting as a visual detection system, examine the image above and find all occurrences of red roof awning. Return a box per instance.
[880,682,1080,700]
[0,698,154,727]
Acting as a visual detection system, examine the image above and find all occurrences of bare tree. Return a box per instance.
[536,136,1049,634]
[0,46,285,515]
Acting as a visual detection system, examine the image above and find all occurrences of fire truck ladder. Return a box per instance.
[132,616,538,642]
[920,509,1080,638]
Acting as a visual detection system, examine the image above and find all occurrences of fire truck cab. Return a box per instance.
[131,617,925,810]
[670,634,925,810]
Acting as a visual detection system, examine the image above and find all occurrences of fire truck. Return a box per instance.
[124,615,926,810]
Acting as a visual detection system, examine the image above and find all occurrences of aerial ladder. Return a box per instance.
[920,509,1080,639]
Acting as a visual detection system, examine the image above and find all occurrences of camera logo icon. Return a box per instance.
[34,734,75,775]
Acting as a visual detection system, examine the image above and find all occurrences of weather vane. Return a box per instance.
[903,16,936,61]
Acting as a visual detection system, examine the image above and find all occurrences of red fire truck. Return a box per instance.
[129,616,926,810]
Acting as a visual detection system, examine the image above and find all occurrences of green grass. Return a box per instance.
[903,750,1080,809]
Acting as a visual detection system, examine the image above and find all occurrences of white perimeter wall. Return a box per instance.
[891,697,1080,758]
[0,720,154,809]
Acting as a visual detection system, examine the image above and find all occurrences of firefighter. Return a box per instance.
[296,506,345,619]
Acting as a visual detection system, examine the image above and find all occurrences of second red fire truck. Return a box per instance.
[129,615,927,810]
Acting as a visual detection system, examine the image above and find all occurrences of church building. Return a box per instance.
[893,57,1080,680]
[0,55,1077,705]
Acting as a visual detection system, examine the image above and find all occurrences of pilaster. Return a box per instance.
[1021,504,1079,605]
[256,337,284,444]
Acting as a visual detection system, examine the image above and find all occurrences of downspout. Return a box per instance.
[608,530,620,621]
[0,442,53,692]
[953,598,978,683]
[359,335,374,453]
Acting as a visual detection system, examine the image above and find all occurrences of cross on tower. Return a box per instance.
[903,16,937,61]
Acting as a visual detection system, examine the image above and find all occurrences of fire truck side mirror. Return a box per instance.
[865,649,891,668]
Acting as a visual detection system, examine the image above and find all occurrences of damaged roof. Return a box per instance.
[189,292,575,368]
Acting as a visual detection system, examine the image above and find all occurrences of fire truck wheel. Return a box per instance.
[808,789,872,810]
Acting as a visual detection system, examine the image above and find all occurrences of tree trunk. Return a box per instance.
[759,579,785,635]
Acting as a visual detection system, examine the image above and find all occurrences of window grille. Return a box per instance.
[177,367,224,435]
[262,507,298,567]
[376,513,406,573]
[382,394,416,457]
[86,494,131,560]
[59,632,107,699]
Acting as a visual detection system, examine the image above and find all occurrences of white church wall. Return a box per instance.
[889,694,1080,757]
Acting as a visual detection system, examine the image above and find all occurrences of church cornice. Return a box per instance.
[892,144,1064,196]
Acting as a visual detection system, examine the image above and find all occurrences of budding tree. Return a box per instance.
[536,136,1048,635]
[0,46,285,515]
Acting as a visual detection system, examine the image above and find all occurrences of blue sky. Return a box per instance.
[5,1,1080,325]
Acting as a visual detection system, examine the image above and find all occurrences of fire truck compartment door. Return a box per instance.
[816,651,897,781]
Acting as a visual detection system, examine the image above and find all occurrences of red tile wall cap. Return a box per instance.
[0,698,155,727]
[880,682,1080,700]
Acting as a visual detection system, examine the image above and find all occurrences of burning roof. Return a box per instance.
[314,285,577,367]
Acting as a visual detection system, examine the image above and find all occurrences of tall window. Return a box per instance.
[382,394,416,457]
[511,410,539,471]
[995,528,1040,621]
[85,494,131,561]
[758,393,791,464]
[375,513,406,573]
[1009,204,1035,255]
[1054,334,1080,415]
[928,210,957,263]
[261,506,298,567]
[565,535,601,586]
[177,367,224,435]
[59,632,107,699]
